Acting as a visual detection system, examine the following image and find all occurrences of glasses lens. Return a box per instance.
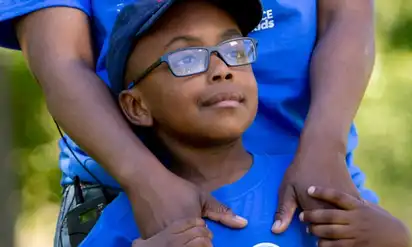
[167,48,208,76]
[219,38,256,66]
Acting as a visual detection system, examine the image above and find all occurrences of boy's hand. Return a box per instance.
[301,186,411,247]
[132,218,213,247]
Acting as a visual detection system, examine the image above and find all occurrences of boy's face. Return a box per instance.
[120,0,258,145]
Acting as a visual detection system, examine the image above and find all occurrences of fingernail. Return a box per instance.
[234,215,248,224]
[308,186,316,195]
[272,220,282,232]
[299,212,304,222]
[208,229,213,239]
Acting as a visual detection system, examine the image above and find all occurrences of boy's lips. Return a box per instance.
[201,92,245,107]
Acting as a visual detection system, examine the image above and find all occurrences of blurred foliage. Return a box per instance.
[353,0,412,226]
[3,51,61,215]
[1,0,412,244]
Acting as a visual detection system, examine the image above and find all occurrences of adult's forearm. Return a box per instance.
[300,3,375,153]
[44,61,168,189]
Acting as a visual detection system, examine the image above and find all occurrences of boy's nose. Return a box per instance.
[208,54,234,83]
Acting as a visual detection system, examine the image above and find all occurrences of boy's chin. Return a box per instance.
[202,124,248,142]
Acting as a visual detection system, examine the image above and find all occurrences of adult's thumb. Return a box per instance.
[201,194,248,229]
[132,238,146,247]
[272,184,298,234]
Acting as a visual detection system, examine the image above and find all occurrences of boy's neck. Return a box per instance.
[162,136,252,192]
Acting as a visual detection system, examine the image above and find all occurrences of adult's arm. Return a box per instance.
[15,7,165,198]
[302,0,375,166]
[273,0,376,233]
[14,7,245,238]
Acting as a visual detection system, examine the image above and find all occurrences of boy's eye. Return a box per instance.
[177,55,196,65]
[224,49,250,64]
[227,50,246,59]
[168,48,208,76]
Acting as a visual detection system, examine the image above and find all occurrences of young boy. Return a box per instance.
[80,0,411,246]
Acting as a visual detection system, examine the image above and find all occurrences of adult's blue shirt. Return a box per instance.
[0,0,377,203]
[80,154,319,247]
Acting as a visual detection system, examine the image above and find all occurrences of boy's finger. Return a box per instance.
[318,238,356,247]
[308,224,353,240]
[307,186,361,210]
[300,209,349,224]
[169,218,206,234]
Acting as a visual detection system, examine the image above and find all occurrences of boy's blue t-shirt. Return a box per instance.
[80,154,318,247]
[0,0,377,203]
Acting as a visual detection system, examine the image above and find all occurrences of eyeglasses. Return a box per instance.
[126,37,258,89]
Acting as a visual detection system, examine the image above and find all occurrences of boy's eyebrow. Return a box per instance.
[220,29,243,40]
[163,29,242,50]
[164,35,200,49]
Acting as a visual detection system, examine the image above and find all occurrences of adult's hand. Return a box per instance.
[126,172,247,239]
[302,186,410,247]
[272,141,360,233]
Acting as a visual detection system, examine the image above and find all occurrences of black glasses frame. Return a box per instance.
[126,37,258,90]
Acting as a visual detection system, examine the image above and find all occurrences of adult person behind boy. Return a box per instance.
[0,0,377,243]
[81,1,410,246]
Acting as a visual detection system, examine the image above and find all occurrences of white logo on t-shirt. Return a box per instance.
[253,243,279,247]
[252,9,275,32]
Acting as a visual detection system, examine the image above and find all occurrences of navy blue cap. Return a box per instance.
[106,0,263,95]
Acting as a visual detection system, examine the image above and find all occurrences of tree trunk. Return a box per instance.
[0,57,16,247]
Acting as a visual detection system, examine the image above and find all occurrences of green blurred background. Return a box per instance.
[1,0,411,246]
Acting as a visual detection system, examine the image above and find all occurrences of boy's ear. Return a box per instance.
[119,90,153,127]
